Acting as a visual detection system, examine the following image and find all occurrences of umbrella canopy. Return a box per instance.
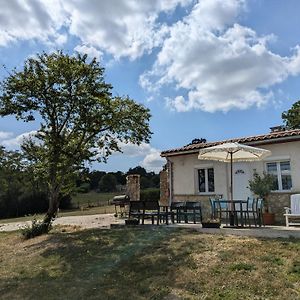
[198,142,271,162]
[198,142,271,201]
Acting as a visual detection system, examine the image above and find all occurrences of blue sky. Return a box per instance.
[0,0,300,173]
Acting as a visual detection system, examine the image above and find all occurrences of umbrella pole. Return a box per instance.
[230,152,235,226]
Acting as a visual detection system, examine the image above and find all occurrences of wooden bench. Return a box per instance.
[284,194,300,227]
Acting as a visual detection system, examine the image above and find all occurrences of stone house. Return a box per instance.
[161,128,300,223]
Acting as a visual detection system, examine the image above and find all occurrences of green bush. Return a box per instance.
[21,218,52,239]
[140,188,160,202]
[76,183,91,193]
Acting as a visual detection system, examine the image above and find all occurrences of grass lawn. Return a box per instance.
[0,228,299,299]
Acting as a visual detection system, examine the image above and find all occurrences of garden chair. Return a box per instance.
[142,200,160,225]
[245,197,257,226]
[209,197,217,219]
[255,198,264,227]
[177,201,202,224]
[129,201,144,223]
[284,194,300,227]
[215,199,230,225]
[171,202,185,223]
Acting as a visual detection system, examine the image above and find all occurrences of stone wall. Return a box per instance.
[126,174,140,201]
[268,192,292,224]
[159,169,169,206]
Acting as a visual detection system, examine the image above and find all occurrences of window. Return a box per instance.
[266,161,292,191]
[198,168,215,193]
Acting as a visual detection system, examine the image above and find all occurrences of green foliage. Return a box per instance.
[99,174,117,192]
[262,255,284,266]
[282,100,300,129]
[0,51,152,225]
[248,172,274,198]
[230,262,256,271]
[87,171,106,190]
[140,188,160,201]
[76,182,91,193]
[248,172,274,210]
[21,218,52,239]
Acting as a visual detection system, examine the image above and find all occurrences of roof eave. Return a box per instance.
[161,135,300,158]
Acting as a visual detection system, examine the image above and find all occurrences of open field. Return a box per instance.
[0,228,299,299]
[0,192,118,224]
[71,191,120,207]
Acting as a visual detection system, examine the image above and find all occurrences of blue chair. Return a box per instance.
[255,198,264,227]
[246,197,256,226]
[215,199,230,225]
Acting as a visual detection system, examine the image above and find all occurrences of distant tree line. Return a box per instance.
[0,147,71,219]
[76,166,160,193]
[0,145,159,219]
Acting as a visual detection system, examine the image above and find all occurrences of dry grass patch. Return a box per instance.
[0,228,299,300]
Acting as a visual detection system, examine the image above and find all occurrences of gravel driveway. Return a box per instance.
[0,214,124,232]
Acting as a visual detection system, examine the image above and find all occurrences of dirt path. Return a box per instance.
[0,214,124,232]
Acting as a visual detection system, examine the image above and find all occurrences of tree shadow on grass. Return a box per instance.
[1,227,202,300]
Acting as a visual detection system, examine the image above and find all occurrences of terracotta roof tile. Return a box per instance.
[161,129,300,156]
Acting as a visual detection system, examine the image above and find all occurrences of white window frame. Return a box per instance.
[196,167,215,194]
[266,160,292,191]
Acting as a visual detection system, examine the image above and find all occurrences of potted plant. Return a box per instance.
[248,172,275,225]
[202,218,221,228]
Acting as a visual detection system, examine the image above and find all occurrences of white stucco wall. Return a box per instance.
[168,140,300,197]
[169,153,229,197]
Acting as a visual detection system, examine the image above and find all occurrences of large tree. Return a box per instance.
[0,51,151,232]
[282,100,300,129]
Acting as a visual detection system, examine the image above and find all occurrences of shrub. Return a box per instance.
[21,218,52,239]
[140,188,160,201]
[76,182,91,193]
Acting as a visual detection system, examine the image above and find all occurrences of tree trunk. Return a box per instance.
[43,186,60,230]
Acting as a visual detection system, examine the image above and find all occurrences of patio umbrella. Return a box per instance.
[198,142,271,223]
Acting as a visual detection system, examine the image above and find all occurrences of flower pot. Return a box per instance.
[125,219,139,225]
[202,222,221,228]
[263,212,275,225]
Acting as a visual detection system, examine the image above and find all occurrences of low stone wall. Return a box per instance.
[268,192,293,224]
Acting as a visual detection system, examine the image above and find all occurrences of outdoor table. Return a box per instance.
[213,200,248,227]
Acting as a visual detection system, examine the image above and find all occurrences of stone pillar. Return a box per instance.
[160,168,169,206]
[126,174,140,201]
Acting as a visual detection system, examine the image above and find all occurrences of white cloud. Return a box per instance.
[140,148,166,173]
[0,0,65,47]
[141,0,300,113]
[2,0,300,113]
[0,0,192,59]
[74,44,103,60]
[62,0,191,60]
[1,131,37,149]
[117,142,165,173]
[0,131,13,140]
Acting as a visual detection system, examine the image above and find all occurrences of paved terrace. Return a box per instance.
[0,213,299,239]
